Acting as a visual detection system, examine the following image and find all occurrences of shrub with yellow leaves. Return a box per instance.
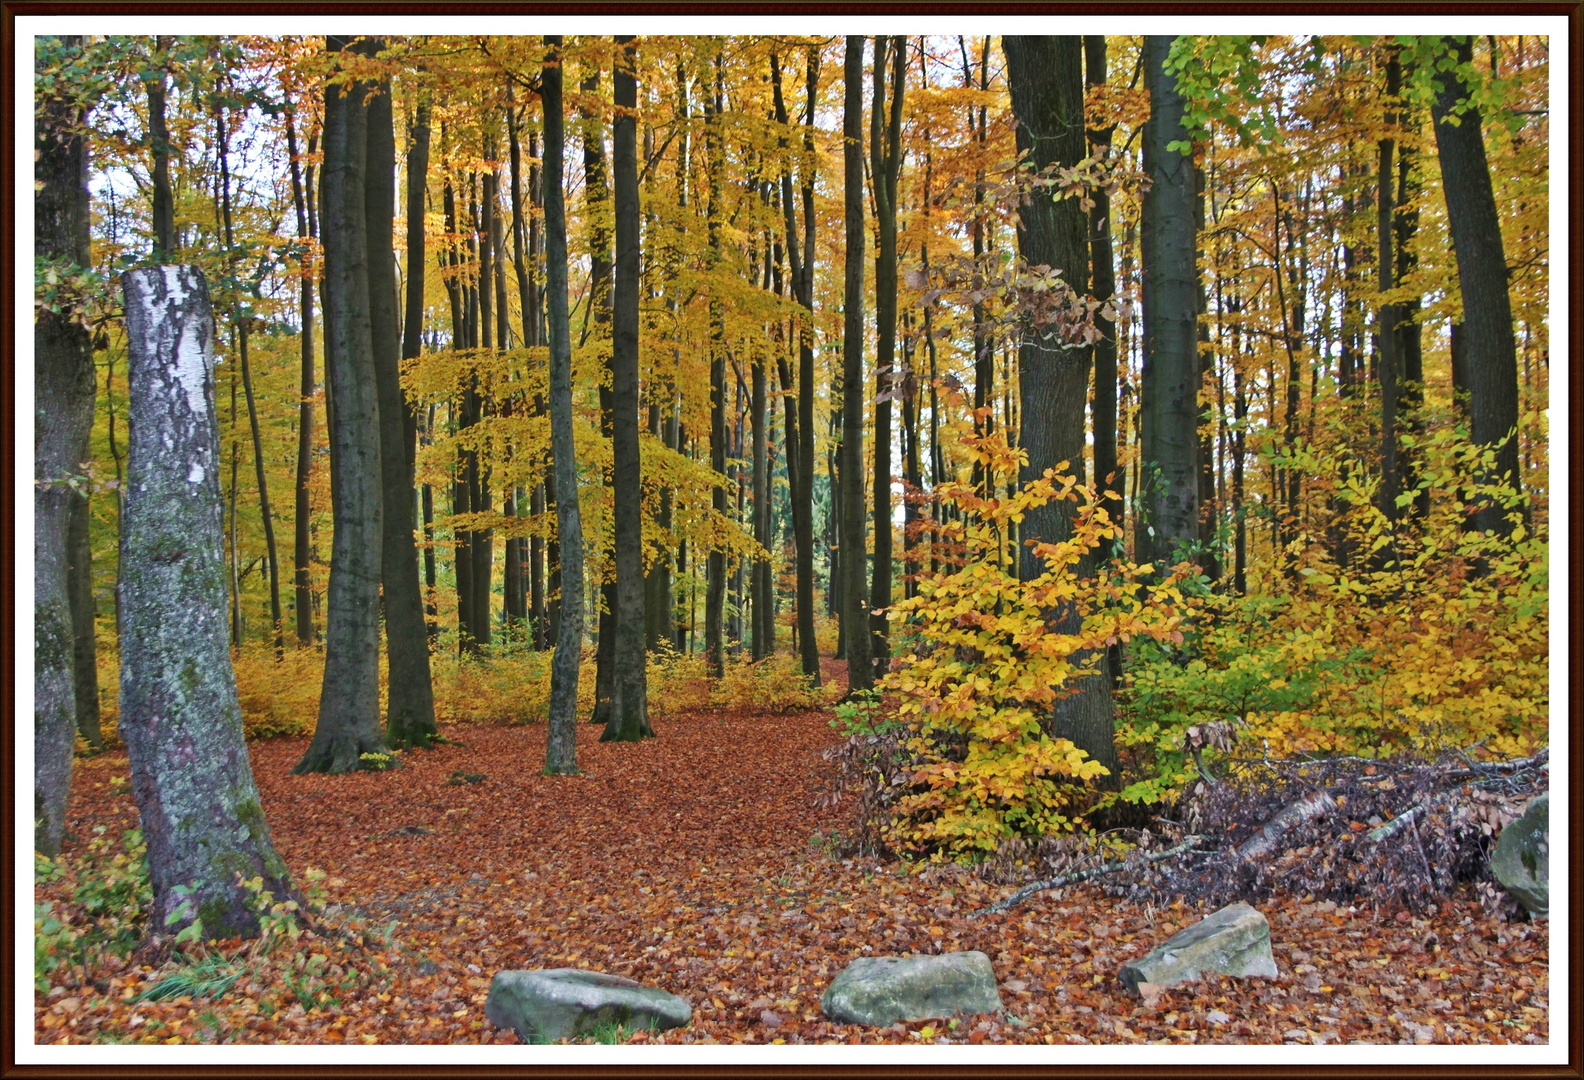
[880,433,1191,859]
[1116,425,1548,807]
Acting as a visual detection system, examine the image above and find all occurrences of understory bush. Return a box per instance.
[1115,428,1548,810]
[855,431,1191,861]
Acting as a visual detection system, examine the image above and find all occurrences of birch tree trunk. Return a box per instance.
[119,265,294,936]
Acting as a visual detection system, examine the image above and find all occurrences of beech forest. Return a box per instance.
[32,30,1553,1053]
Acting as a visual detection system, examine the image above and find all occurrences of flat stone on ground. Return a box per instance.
[484,968,691,1043]
[1118,902,1279,995]
[821,951,1002,1026]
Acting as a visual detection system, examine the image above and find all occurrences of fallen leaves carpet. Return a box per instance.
[41,692,1550,1047]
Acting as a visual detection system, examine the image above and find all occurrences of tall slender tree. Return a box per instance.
[284,107,317,645]
[542,36,585,776]
[1084,36,1123,554]
[1431,36,1522,538]
[215,91,283,655]
[868,35,905,672]
[704,51,730,679]
[366,42,439,749]
[35,34,96,853]
[840,36,875,695]
[769,45,822,683]
[605,35,654,742]
[295,36,387,775]
[1137,35,1202,570]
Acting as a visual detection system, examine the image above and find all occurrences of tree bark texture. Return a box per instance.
[1085,36,1124,553]
[869,36,905,673]
[840,37,875,695]
[35,37,96,852]
[1431,36,1522,537]
[119,265,294,936]
[770,47,822,683]
[1004,35,1119,782]
[1138,35,1202,569]
[366,42,438,749]
[605,35,654,741]
[542,36,585,775]
[296,39,387,774]
[704,56,730,680]
[68,491,103,749]
[285,109,317,646]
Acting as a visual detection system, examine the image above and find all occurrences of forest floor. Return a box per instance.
[39,659,1550,1047]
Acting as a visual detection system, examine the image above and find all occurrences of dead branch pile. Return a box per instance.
[1137,747,1550,912]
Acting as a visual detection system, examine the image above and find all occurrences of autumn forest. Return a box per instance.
[32,30,1551,1050]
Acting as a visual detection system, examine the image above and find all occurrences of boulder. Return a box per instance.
[821,951,1002,1026]
[484,968,691,1043]
[1490,793,1549,917]
[1118,902,1278,995]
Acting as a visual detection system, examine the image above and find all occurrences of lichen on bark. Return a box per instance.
[118,265,295,938]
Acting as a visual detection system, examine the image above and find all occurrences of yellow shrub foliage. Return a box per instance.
[881,438,1191,859]
[1116,426,1549,806]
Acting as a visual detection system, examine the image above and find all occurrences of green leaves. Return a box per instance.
[1164,35,1280,153]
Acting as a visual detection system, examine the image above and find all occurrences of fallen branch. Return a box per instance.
[1366,804,1425,844]
[971,836,1203,918]
[1233,789,1337,863]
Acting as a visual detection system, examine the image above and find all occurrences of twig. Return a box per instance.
[970,836,1203,918]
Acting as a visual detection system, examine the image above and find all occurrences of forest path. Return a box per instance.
[51,667,1549,1046]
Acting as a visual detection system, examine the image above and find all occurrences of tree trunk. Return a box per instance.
[120,265,295,936]
[285,108,317,646]
[68,491,102,750]
[582,67,620,718]
[605,35,654,742]
[147,36,175,260]
[704,55,730,680]
[1085,36,1123,554]
[1431,36,1522,538]
[296,37,388,774]
[869,35,905,675]
[35,37,95,850]
[542,37,584,775]
[1137,35,1202,569]
[1395,107,1430,522]
[840,37,875,695]
[216,97,284,655]
[1376,47,1404,529]
[770,47,823,683]
[1003,34,1119,782]
[365,43,439,749]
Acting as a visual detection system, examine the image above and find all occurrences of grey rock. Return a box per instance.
[484,968,691,1043]
[821,951,1002,1026]
[1490,793,1549,917]
[1118,902,1279,994]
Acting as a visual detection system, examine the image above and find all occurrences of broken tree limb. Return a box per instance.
[971,836,1203,918]
[1366,803,1425,843]
[1233,789,1338,863]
